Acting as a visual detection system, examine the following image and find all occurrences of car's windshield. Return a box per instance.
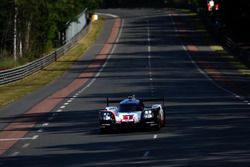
[119,104,140,112]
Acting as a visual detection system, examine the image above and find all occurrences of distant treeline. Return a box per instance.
[101,0,167,8]
[102,0,250,41]
[0,0,101,61]
[101,0,250,28]
[1,0,249,61]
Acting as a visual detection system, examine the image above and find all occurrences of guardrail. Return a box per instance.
[223,36,250,66]
[0,17,91,86]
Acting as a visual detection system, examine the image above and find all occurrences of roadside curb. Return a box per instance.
[171,9,250,100]
[0,15,122,156]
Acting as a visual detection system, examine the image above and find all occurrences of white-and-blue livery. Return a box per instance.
[99,95,166,133]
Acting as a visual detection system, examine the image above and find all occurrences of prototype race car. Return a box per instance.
[99,95,166,132]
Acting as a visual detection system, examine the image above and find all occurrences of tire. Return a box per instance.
[100,128,110,134]
[153,123,161,131]
[162,110,166,127]
[153,118,161,131]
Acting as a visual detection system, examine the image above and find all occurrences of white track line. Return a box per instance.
[153,134,158,139]
[78,15,124,94]
[42,123,49,127]
[56,109,62,112]
[96,13,118,18]
[0,135,39,141]
[147,20,154,97]
[32,135,39,140]
[22,143,30,148]
[143,151,150,157]
[11,152,20,157]
[169,13,241,99]
[48,117,54,121]
[0,14,123,158]
[52,113,57,116]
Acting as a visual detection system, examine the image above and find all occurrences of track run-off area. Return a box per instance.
[0,9,250,167]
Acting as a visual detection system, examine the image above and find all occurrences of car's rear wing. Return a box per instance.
[106,96,165,108]
[141,97,165,109]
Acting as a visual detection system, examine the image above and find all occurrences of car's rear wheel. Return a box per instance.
[153,117,161,131]
[100,127,110,134]
[100,129,106,134]
[162,110,166,127]
[153,123,161,131]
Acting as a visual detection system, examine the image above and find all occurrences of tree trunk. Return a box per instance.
[13,6,18,61]
[19,33,23,58]
[25,20,31,52]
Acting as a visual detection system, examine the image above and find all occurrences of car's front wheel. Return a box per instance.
[100,126,114,134]
[100,128,108,134]
[153,118,161,131]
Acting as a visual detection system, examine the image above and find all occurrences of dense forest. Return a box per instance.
[0,0,101,62]
[101,0,166,8]
[102,0,250,39]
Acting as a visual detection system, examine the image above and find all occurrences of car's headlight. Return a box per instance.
[100,112,113,121]
[144,110,154,119]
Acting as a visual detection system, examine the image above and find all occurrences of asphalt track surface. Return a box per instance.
[1,9,250,167]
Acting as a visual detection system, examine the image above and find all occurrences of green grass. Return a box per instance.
[211,45,250,75]
[183,8,250,75]
[0,57,20,69]
[0,53,39,69]
[0,18,104,108]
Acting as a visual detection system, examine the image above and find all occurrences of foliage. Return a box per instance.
[0,18,104,108]
[0,0,101,63]
[101,0,166,8]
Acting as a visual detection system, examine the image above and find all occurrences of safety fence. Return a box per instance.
[222,36,250,66]
[0,11,91,86]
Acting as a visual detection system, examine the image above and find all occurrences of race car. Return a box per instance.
[98,95,166,133]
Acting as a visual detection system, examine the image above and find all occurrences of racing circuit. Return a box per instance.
[0,9,250,166]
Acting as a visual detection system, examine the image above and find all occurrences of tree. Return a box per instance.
[0,0,14,57]
[0,0,101,61]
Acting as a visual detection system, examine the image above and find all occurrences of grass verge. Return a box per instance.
[210,45,250,75]
[185,9,250,75]
[0,18,104,108]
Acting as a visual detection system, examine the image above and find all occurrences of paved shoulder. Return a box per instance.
[0,17,114,130]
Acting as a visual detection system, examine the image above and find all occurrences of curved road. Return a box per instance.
[1,9,250,167]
